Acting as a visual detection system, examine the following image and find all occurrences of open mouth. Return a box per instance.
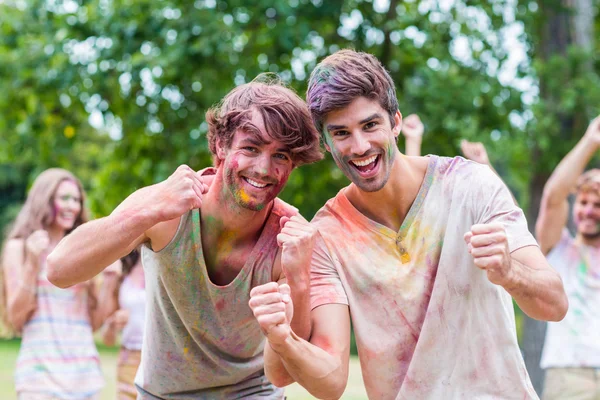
[350,154,379,174]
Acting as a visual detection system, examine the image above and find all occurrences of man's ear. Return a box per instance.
[216,138,226,160]
[393,111,403,138]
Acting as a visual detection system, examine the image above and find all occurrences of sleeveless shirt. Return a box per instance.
[136,196,296,399]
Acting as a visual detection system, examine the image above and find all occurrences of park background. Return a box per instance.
[0,0,599,398]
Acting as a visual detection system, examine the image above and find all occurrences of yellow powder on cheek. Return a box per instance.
[239,189,250,203]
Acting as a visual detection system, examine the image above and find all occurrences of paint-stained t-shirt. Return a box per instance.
[136,177,295,399]
[311,155,539,400]
[541,229,600,368]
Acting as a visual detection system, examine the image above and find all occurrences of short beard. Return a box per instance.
[580,230,600,241]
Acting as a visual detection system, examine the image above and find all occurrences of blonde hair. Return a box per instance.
[575,168,600,196]
[0,168,88,335]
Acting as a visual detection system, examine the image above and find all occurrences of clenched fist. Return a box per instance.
[583,115,600,147]
[464,223,513,287]
[109,309,129,332]
[401,114,424,140]
[277,215,317,284]
[25,230,50,259]
[460,140,490,166]
[249,282,293,346]
[141,165,209,222]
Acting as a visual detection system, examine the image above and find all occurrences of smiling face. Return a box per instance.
[217,111,294,211]
[573,190,600,240]
[323,97,401,192]
[51,180,82,232]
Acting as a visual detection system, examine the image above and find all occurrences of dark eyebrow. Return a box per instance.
[239,137,268,147]
[326,113,384,132]
[359,113,383,125]
[239,137,290,154]
[325,123,347,132]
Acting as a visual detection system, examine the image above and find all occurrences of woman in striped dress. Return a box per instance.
[1,168,120,400]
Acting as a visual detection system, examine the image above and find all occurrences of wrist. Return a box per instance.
[268,331,297,354]
[500,259,520,292]
[285,273,310,292]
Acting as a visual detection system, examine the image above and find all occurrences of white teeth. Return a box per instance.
[352,155,377,167]
[246,178,267,188]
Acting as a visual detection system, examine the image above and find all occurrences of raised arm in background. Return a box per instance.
[401,114,424,156]
[536,116,600,255]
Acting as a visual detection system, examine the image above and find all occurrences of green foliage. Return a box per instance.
[1,0,543,223]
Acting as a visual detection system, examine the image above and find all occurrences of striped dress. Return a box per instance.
[15,262,104,399]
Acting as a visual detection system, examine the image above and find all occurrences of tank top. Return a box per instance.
[136,197,296,399]
[15,261,104,399]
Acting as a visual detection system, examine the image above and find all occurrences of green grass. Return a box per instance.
[0,339,367,399]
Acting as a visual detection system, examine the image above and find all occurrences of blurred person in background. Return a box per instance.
[537,116,600,400]
[102,249,145,400]
[400,113,424,156]
[1,168,120,400]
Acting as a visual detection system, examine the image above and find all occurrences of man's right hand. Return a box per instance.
[460,140,490,165]
[25,230,50,260]
[147,165,209,222]
[583,115,600,147]
[110,309,129,332]
[249,282,293,347]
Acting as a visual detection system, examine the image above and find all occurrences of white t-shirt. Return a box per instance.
[541,229,600,368]
[311,155,539,400]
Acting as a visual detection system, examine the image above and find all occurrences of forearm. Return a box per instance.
[6,259,39,330]
[288,277,311,341]
[268,332,346,400]
[102,316,118,346]
[263,278,311,388]
[405,138,422,157]
[504,258,568,322]
[47,205,155,288]
[89,278,119,331]
[544,137,598,202]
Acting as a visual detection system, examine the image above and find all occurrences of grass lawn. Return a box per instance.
[0,339,367,399]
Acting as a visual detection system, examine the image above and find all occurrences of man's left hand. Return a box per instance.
[464,223,513,287]
[277,215,317,285]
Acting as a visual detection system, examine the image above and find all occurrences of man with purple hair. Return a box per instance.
[536,117,600,400]
[47,77,323,399]
[249,50,568,399]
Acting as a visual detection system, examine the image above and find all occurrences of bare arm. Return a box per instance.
[250,283,351,399]
[402,114,424,157]
[465,224,568,321]
[87,262,121,331]
[504,245,568,321]
[47,165,207,288]
[536,116,600,254]
[273,215,316,341]
[102,309,129,347]
[2,240,39,331]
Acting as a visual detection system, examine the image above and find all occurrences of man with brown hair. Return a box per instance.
[46,77,323,399]
[536,117,600,400]
[249,50,568,399]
